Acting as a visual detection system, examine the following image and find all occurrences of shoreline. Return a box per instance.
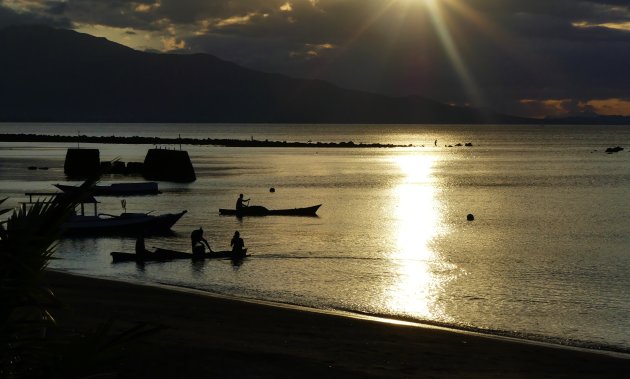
[65,269,630,358]
[45,270,630,378]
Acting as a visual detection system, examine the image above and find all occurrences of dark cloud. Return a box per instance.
[1,0,630,117]
[584,0,630,7]
[0,2,71,29]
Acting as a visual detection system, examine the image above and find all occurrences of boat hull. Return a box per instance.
[55,182,160,196]
[111,248,248,263]
[219,204,321,217]
[62,210,187,235]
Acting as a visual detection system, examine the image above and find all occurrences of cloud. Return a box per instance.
[279,2,292,13]
[573,20,630,31]
[214,12,269,28]
[518,99,590,119]
[586,98,630,116]
[517,97,630,118]
[0,0,71,28]
[289,42,335,59]
[1,0,630,117]
[161,35,185,51]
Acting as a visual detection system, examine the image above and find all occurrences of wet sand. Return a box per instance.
[46,270,630,378]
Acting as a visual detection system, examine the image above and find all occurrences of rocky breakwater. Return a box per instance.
[605,146,624,154]
[142,148,196,183]
[64,148,100,178]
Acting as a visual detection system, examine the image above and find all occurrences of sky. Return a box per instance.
[1,0,630,118]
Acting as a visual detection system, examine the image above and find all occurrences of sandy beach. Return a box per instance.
[45,270,630,378]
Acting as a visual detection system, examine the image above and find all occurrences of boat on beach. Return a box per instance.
[219,204,321,217]
[111,248,248,263]
[55,182,160,196]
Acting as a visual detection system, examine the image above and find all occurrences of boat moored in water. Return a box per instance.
[219,204,321,217]
[55,182,160,196]
[63,210,187,235]
[21,192,186,236]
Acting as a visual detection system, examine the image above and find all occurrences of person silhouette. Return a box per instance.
[236,194,250,210]
[190,227,212,255]
[230,231,245,256]
[135,234,150,257]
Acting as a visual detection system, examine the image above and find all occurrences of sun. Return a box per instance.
[410,0,437,4]
[400,0,437,5]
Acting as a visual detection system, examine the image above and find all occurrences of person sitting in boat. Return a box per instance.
[191,227,212,256]
[135,234,150,257]
[230,231,245,255]
[236,194,250,210]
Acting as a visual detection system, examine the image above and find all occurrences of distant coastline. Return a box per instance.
[0,133,414,148]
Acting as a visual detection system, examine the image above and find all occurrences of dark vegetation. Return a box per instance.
[0,177,159,378]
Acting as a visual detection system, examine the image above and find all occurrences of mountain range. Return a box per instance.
[0,24,627,124]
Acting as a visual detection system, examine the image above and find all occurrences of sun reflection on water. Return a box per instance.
[385,153,453,320]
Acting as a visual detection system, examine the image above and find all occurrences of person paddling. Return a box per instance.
[236,194,250,210]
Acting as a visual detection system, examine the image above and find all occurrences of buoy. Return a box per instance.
[270,187,276,193]
[467,214,474,221]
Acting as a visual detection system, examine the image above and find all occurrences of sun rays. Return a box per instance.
[420,0,491,108]
[326,0,506,109]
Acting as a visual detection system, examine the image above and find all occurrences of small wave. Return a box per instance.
[66,270,630,356]
[253,254,388,261]
[252,254,439,264]
[312,306,630,356]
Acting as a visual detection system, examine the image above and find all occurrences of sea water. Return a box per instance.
[1,123,629,352]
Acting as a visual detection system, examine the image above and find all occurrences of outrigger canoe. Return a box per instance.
[219,204,321,217]
[111,248,248,263]
[55,182,160,196]
[64,211,187,235]
[21,192,185,236]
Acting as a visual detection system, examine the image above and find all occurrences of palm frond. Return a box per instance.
[1,167,161,377]
[1,176,101,377]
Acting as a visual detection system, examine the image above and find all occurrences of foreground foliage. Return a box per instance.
[0,178,159,378]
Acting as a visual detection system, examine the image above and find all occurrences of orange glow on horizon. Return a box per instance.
[520,98,630,118]
[573,21,630,32]
[585,99,630,116]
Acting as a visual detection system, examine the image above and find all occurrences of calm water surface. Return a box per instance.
[1,123,629,352]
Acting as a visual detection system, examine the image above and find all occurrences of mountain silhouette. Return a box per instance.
[0,24,529,123]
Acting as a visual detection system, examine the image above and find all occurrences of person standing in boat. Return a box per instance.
[236,194,250,210]
[191,227,213,256]
[230,231,245,256]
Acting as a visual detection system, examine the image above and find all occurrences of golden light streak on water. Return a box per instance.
[384,153,451,319]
